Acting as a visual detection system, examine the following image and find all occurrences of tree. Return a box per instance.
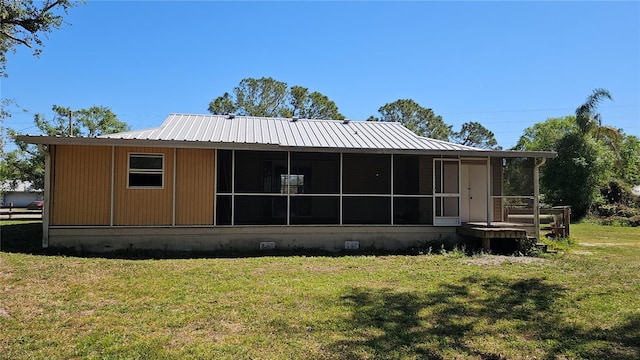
[289,85,343,120]
[618,134,640,185]
[1,0,81,151]
[575,88,613,135]
[30,104,129,137]
[208,77,344,120]
[574,88,625,173]
[512,89,621,219]
[451,121,501,150]
[512,116,578,152]
[0,0,82,77]
[546,88,614,218]
[208,92,236,116]
[541,133,605,218]
[367,99,451,141]
[503,157,535,198]
[2,104,128,189]
[507,116,578,201]
[0,99,16,158]
[0,147,45,189]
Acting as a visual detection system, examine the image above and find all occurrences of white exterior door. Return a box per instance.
[461,162,488,223]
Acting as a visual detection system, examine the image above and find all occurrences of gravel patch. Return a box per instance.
[581,243,635,247]
[572,250,593,255]
[463,255,549,266]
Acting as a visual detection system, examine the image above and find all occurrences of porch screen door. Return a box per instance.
[433,159,461,226]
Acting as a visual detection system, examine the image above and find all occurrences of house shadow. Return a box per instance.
[0,222,472,260]
[0,221,44,254]
[327,276,640,359]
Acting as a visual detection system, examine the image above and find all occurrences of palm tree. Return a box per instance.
[575,88,613,135]
[576,88,622,155]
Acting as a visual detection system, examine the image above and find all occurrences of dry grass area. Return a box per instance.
[0,222,639,359]
[463,255,549,266]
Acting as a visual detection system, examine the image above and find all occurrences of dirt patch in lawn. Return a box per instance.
[463,255,549,266]
[572,250,594,255]
[0,307,10,318]
[580,242,637,247]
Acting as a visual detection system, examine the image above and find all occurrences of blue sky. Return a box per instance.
[2,1,639,149]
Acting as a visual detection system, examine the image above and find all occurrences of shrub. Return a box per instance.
[600,180,639,207]
[518,236,539,256]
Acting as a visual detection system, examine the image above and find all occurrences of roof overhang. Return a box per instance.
[17,135,558,158]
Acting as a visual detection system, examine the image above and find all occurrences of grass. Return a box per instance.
[0,222,639,359]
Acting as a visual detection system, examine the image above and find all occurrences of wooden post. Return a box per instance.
[69,111,73,137]
[533,158,546,241]
[37,144,51,248]
[564,206,571,237]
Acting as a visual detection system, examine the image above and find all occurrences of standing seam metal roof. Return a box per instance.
[99,113,484,152]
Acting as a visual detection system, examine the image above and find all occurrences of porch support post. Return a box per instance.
[37,144,51,248]
[287,151,291,226]
[533,157,546,241]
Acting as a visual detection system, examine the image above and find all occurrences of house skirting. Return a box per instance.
[47,226,459,253]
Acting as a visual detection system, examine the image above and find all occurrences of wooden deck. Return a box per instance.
[457,222,530,250]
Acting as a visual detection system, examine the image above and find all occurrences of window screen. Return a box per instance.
[342,154,391,194]
[394,197,433,225]
[343,197,391,224]
[394,155,433,195]
[216,195,232,225]
[290,152,340,194]
[234,195,287,225]
[234,151,287,193]
[290,196,340,225]
[217,150,233,193]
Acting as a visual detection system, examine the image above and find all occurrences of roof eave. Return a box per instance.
[16,135,557,158]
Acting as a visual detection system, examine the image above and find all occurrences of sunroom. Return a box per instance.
[215,150,479,227]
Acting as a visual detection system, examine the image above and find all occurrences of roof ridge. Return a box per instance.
[168,113,369,123]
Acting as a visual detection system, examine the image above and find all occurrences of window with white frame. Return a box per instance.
[128,153,164,188]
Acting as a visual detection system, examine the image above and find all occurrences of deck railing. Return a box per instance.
[492,196,571,238]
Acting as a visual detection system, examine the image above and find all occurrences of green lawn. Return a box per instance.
[1,222,639,359]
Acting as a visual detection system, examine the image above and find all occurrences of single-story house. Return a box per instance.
[0,180,43,207]
[19,114,556,253]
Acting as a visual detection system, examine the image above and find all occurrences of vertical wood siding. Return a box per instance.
[51,145,111,225]
[114,147,174,226]
[175,148,215,225]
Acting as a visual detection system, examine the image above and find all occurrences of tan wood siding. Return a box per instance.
[51,145,111,225]
[175,148,215,225]
[114,147,173,226]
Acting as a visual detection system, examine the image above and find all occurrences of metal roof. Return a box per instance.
[18,113,557,158]
[100,113,480,152]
